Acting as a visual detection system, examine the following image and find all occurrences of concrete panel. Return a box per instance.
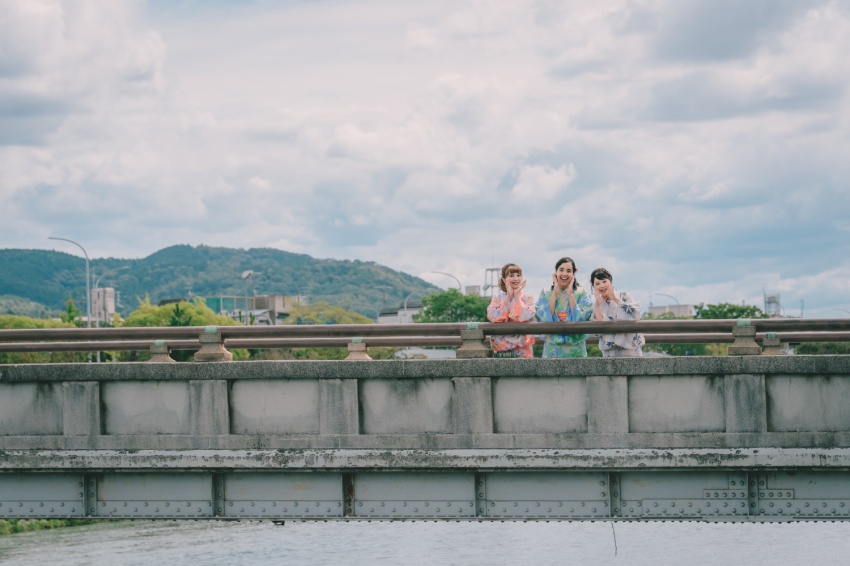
[493,377,586,434]
[102,382,190,435]
[767,374,850,432]
[360,379,453,434]
[629,375,725,433]
[0,383,62,436]
[231,379,319,434]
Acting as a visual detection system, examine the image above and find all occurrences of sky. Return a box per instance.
[1,0,849,317]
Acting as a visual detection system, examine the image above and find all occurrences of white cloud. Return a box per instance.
[0,0,848,317]
[511,163,577,200]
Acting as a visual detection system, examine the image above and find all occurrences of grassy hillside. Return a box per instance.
[0,245,437,320]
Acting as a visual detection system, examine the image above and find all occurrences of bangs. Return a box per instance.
[505,266,522,277]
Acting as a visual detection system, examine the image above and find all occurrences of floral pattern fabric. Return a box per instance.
[597,290,645,355]
[535,285,593,358]
[487,290,536,358]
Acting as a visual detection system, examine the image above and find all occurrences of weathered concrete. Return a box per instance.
[360,378,453,434]
[1,357,850,452]
[230,379,320,434]
[492,377,586,433]
[101,381,190,435]
[0,382,63,435]
[767,373,850,432]
[629,375,725,433]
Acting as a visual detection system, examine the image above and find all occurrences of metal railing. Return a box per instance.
[1,319,849,360]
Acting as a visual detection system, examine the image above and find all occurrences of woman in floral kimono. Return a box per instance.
[486,263,536,358]
[590,267,645,358]
[535,257,594,358]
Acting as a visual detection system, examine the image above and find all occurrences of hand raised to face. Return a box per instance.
[504,273,526,299]
[554,263,575,294]
[593,278,615,302]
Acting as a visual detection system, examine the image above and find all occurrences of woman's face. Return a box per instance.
[555,262,575,288]
[593,277,613,298]
[504,269,523,290]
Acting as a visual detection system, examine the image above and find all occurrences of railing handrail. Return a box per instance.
[1,329,849,355]
[2,318,850,342]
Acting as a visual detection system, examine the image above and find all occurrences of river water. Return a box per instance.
[1,520,849,565]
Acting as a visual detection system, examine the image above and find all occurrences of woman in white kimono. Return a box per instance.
[590,267,645,358]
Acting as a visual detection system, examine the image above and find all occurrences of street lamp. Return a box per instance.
[48,237,91,329]
[652,292,680,314]
[241,270,260,325]
[402,292,420,323]
[92,265,129,363]
[429,271,462,290]
[837,309,850,316]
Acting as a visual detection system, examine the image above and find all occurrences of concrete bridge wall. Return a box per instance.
[1,357,849,451]
[2,356,850,521]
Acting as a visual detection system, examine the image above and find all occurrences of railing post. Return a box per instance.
[149,340,176,362]
[452,377,493,434]
[456,322,490,359]
[724,374,767,432]
[345,337,372,360]
[587,375,629,434]
[319,379,359,434]
[62,382,101,436]
[728,319,761,356]
[761,332,783,355]
[190,380,229,436]
[194,326,233,362]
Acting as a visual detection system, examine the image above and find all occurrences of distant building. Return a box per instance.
[377,299,423,324]
[647,304,695,318]
[764,292,783,317]
[465,285,481,297]
[204,294,308,325]
[91,287,116,326]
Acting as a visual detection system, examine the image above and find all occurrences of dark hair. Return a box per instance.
[590,267,613,285]
[552,257,578,291]
[499,263,522,292]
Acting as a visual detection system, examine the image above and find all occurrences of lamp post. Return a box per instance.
[652,292,680,315]
[429,271,462,290]
[837,309,850,316]
[402,292,420,324]
[48,237,92,329]
[92,265,129,363]
[241,270,260,325]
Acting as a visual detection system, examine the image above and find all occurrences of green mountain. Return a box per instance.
[0,245,438,320]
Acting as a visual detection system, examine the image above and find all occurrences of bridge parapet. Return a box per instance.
[1,356,850,450]
[3,356,850,521]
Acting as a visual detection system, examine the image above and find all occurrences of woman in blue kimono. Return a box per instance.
[535,257,594,358]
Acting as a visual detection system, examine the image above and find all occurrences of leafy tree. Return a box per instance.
[284,301,373,325]
[794,343,850,355]
[0,315,86,364]
[120,297,247,361]
[694,303,765,319]
[60,297,82,327]
[261,301,389,360]
[642,311,725,356]
[413,289,489,323]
